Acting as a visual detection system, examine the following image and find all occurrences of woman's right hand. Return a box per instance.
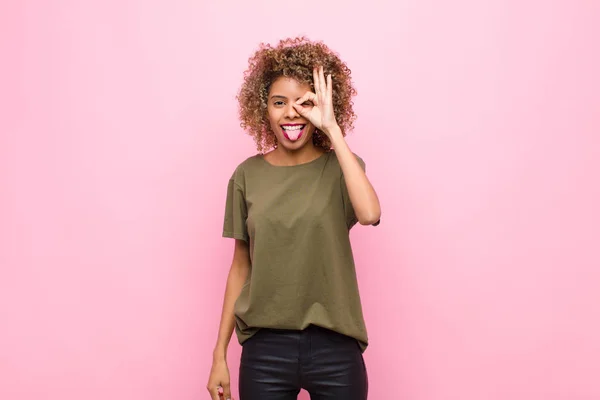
[207,358,233,400]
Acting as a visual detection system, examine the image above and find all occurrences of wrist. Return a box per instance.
[213,347,227,362]
[322,124,343,141]
[326,126,347,148]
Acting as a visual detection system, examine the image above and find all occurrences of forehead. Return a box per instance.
[269,76,311,95]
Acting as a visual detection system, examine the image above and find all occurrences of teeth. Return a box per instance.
[282,125,304,131]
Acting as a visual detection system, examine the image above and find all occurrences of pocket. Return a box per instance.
[355,340,367,370]
[319,327,354,345]
[240,331,261,366]
[241,328,263,347]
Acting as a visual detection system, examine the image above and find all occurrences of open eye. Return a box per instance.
[302,101,314,107]
[273,101,285,107]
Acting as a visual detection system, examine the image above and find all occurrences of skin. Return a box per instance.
[206,66,381,400]
[206,239,250,400]
[263,76,321,165]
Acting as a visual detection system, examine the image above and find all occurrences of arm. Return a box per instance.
[293,66,381,226]
[212,239,251,359]
[207,239,251,400]
[328,127,381,226]
[213,239,251,359]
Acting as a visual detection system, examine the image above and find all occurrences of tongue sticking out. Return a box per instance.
[283,126,304,141]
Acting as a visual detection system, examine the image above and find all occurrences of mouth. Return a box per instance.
[281,124,306,142]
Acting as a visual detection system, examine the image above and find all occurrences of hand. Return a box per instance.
[292,65,339,137]
[207,359,233,400]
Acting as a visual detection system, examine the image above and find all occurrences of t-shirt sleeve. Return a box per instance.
[222,172,249,242]
[341,154,367,229]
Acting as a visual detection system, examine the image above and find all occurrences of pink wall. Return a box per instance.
[1,1,599,399]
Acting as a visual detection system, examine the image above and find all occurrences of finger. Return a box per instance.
[207,386,220,400]
[292,103,310,118]
[319,66,327,99]
[313,67,321,96]
[296,91,318,106]
[223,382,233,400]
[327,74,333,102]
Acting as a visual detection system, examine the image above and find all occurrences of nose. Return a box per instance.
[285,102,300,119]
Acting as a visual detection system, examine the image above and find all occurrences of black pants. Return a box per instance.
[239,325,368,399]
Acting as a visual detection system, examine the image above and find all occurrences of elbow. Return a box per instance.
[355,195,382,226]
[358,210,381,226]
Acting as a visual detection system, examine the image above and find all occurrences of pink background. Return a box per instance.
[1,1,599,399]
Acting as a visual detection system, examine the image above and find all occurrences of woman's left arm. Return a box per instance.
[293,66,381,225]
[327,126,381,226]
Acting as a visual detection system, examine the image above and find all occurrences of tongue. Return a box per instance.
[285,128,303,141]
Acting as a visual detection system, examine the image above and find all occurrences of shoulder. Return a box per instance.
[328,150,366,170]
[234,153,264,171]
[228,154,263,183]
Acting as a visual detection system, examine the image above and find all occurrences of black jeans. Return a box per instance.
[239,325,368,399]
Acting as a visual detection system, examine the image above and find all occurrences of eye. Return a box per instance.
[302,101,314,107]
[273,101,285,107]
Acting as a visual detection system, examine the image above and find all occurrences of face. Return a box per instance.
[266,76,316,151]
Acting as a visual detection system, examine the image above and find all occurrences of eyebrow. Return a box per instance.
[270,95,313,102]
[270,94,309,100]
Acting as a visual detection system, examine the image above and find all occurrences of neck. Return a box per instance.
[270,142,325,166]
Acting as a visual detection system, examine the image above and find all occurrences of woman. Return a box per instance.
[207,36,381,400]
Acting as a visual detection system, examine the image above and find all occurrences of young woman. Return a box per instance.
[207,36,381,400]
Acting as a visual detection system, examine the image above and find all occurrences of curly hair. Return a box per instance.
[237,37,358,152]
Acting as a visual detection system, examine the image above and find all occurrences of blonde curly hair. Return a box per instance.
[237,36,358,152]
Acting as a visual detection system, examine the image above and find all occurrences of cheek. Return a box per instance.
[267,110,282,127]
[266,107,274,121]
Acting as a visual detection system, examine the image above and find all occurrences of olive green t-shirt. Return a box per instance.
[222,150,369,352]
